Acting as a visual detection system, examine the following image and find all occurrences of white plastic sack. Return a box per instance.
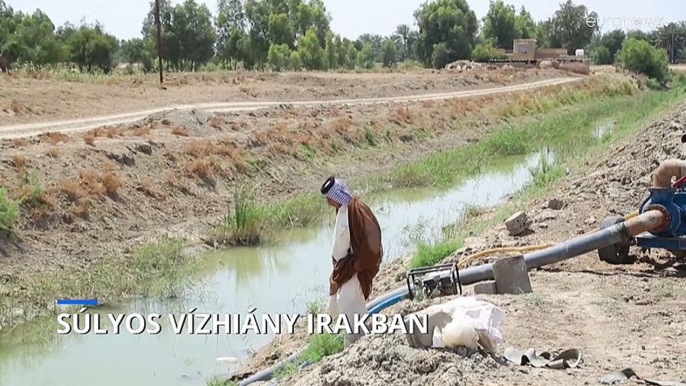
[426,296,505,350]
[440,318,480,350]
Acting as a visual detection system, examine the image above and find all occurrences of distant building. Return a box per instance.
[513,39,537,56]
[508,39,579,61]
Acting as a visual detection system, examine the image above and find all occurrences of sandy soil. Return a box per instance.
[229,94,686,386]
[0,67,562,126]
[0,77,580,140]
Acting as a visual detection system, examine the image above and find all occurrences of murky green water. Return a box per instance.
[0,151,550,386]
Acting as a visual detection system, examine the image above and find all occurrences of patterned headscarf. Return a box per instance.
[320,176,352,206]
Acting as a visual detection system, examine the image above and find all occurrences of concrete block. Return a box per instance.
[504,211,529,235]
[493,254,533,295]
[404,308,452,348]
[473,281,497,295]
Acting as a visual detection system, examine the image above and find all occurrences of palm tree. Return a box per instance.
[357,33,384,61]
[392,24,418,61]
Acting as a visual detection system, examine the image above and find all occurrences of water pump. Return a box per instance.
[598,176,686,264]
[406,263,462,300]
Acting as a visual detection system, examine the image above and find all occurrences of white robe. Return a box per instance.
[327,205,368,346]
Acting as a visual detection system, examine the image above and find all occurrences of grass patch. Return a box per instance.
[18,169,50,208]
[493,74,639,118]
[656,281,676,298]
[523,292,551,307]
[0,236,198,328]
[210,185,326,246]
[274,333,344,380]
[413,239,462,268]
[364,123,377,146]
[306,298,327,314]
[212,185,264,246]
[206,376,237,386]
[528,154,566,189]
[0,187,20,231]
[409,78,686,268]
[386,94,641,191]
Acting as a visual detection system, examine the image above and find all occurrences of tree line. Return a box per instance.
[0,0,684,74]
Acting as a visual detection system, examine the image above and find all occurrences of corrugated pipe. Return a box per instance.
[240,210,666,386]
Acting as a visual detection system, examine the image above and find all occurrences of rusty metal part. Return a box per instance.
[624,209,666,236]
[642,205,671,233]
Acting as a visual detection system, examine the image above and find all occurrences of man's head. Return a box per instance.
[320,176,352,209]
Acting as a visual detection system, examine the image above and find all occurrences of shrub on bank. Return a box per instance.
[471,43,507,62]
[615,38,670,83]
[590,45,612,65]
[212,185,264,246]
[0,187,20,231]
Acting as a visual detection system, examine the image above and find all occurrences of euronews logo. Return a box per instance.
[586,16,665,30]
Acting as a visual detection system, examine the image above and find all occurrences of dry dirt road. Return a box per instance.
[0,77,581,140]
[0,68,568,126]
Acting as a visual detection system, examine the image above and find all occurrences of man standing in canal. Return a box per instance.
[320,176,383,347]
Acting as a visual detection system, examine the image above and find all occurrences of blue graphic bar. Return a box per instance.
[57,299,98,305]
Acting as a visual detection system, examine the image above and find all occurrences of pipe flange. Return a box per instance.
[644,204,671,232]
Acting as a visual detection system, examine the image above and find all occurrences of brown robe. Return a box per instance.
[329,196,383,300]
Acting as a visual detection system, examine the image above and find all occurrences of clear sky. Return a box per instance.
[6,0,683,40]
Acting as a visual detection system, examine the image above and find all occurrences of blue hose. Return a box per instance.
[237,290,409,386]
[367,292,404,314]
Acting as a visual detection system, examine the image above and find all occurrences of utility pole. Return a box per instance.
[154,0,164,84]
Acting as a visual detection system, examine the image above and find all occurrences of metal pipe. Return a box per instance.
[460,209,665,284]
[367,210,666,304]
[367,292,405,314]
[237,350,302,386]
[623,208,666,235]
[455,220,627,285]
